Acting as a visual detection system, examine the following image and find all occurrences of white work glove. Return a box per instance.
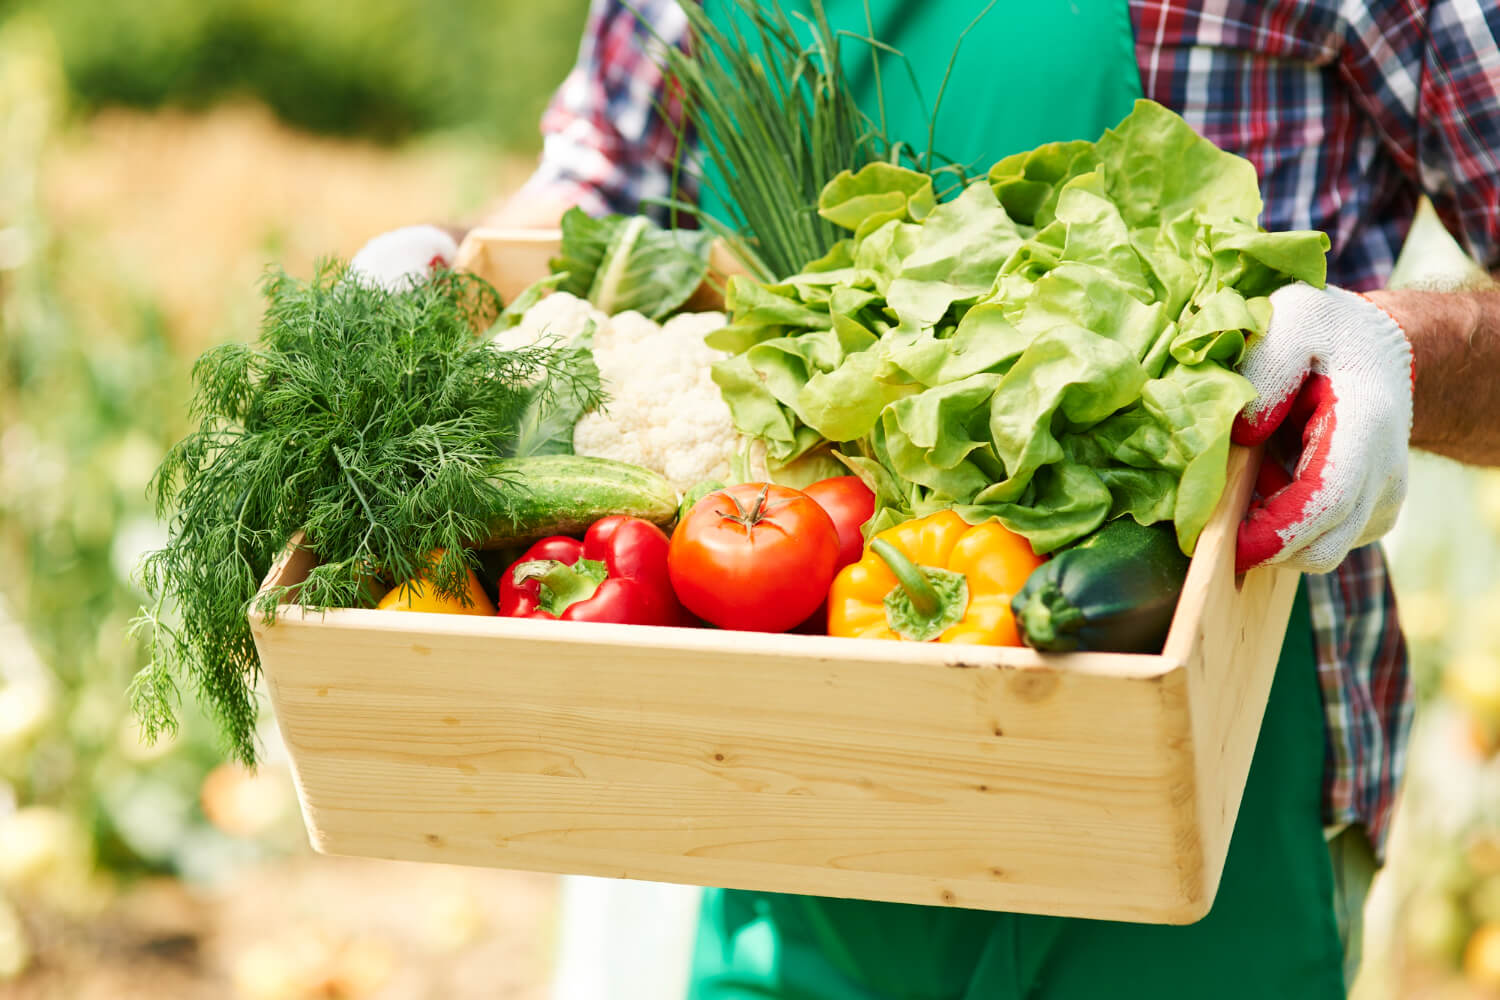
[1231,282,1413,574]
[348,224,459,292]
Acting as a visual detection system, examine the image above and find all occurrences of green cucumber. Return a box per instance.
[483,455,678,546]
[1012,518,1190,654]
[678,478,726,522]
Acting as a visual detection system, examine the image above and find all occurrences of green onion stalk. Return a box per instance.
[632,0,991,281]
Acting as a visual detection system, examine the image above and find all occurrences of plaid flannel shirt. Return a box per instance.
[520,0,1500,854]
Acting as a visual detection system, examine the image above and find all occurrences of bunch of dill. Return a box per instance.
[131,263,600,765]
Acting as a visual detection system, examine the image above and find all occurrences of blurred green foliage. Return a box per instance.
[0,21,282,884]
[20,0,591,146]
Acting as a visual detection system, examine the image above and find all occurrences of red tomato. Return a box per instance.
[801,476,876,569]
[668,483,839,633]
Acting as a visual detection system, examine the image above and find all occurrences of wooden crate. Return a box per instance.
[452,227,563,304]
[253,449,1296,924]
[251,229,1299,923]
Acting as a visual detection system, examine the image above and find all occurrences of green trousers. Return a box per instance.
[688,585,1347,999]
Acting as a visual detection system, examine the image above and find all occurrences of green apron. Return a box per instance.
[688,3,1346,998]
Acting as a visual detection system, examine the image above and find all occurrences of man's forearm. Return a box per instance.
[418,189,577,259]
[472,188,580,232]
[1364,286,1500,467]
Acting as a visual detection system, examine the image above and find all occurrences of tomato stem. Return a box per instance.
[870,539,939,617]
[749,483,769,521]
[720,483,774,529]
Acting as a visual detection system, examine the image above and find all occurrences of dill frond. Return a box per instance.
[132,263,601,764]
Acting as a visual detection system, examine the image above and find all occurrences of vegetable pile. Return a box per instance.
[710,101,1329,555]
[135,91,1324,763]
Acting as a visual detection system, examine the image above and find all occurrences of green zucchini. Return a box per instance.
[483,455,678,546]
[1011,518,1190,654]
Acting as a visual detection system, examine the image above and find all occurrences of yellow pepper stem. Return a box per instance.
[869,538,969,642]
[870,539,938,616]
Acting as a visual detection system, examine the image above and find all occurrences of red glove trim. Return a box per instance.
[1236,375,1337,574]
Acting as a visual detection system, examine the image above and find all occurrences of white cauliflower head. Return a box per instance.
[571,308,737,492]
[489,291,603,354]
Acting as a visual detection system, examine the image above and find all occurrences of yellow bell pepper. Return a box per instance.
[827,510,1043,645]
[376,548,496,615]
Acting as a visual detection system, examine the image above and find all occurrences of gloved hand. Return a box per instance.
[348,224,460,292]
[1231,282,1413,574]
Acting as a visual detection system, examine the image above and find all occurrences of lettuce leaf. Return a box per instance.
[818,163,937,237]
[713,100,1331,554]
[885,182,1029,326]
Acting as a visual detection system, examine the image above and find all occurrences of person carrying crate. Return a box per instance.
[354,1,1500,996]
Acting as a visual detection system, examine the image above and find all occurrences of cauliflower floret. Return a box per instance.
[572,308,737,492]
[494,289,739,490]
[489,291,604,353]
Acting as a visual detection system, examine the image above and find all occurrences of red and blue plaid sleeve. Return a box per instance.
[1340,0,1500,272]
[517,0,697,223]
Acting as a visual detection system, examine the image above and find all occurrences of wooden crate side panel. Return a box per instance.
[451,237,489,284]
[257,614,1189,790]
[260,613,1169,745]
[1178,566,1299,905]
[253,531,316,605]
[454,228,559,303]
[1163,447,1300,908]
[257,612,1204,920]
[287,757,1195,922]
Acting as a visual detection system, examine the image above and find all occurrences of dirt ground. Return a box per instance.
[40,101,534,353]
[8,855,559,1000]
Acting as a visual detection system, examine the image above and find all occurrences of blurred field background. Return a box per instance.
[0,2,1498,998]
[0,3,582,996]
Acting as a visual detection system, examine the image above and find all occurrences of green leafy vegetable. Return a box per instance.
[550,207,712,319]
[502,350,602,459]
[131,265,602,764]
[713,100,1330,554]
[640,0,885,281]
[501,318,601,459]
[818,163,938,238]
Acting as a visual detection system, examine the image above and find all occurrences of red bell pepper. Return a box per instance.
[497,515,686,626]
